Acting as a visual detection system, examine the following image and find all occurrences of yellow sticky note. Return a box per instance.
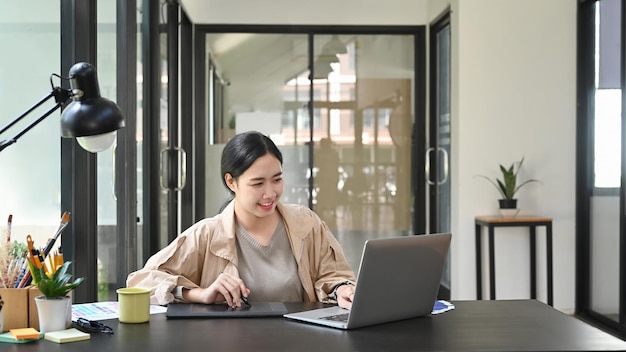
[44,328,90,344]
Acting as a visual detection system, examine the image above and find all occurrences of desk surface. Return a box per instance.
[8,300,626,351]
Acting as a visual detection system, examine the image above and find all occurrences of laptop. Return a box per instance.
[167,301,288,318]
[283,233,451,329]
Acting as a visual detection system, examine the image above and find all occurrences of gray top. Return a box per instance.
[236,218,304,302]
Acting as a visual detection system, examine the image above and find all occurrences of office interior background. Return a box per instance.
[0,0,624,339]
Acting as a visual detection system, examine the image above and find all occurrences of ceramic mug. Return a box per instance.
[116,287,150,323]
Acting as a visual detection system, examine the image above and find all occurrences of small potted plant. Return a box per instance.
[28,260,84,333]
[478,156,540,216]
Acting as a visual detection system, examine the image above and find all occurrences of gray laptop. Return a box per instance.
[283,233,451,329]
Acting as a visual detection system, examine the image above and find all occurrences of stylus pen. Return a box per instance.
[241,295,251,306]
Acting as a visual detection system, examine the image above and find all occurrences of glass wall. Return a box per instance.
[578,0,625,339]
[135,0,145,277]
[589,0,622,322]
[96,0,118,301]
[204,33,310,217]
[0,1,61,253]
[95,0,145,301]
[430,16,452,298]
[204,32,415,272]
[158,6,170,250]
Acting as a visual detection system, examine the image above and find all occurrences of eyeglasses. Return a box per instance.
[73,318,114,335]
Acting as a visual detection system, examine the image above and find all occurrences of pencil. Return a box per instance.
[58,246,64,266]
[45,253,55,276]
[16,267,31,288]
[6,214,12,243]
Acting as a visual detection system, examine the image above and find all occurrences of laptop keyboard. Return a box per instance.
[320,313,349,322]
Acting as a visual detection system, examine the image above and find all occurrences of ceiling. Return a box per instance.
[176,1,364,115]
[205,33,313,113]
[176,0,414,116]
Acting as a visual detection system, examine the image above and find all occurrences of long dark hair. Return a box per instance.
[220,131,283,196]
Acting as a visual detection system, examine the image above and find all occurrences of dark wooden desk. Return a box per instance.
[475,215,553,305]
[7,300,626,351]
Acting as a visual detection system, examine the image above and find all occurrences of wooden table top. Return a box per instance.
[475,215,553,224]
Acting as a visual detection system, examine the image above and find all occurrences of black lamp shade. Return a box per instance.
[60,62,125,138]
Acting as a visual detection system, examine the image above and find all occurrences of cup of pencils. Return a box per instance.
[0,215,30,289]
[1,212,71,289]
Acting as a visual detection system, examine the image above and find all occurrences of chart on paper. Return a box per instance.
[72,301,167,321]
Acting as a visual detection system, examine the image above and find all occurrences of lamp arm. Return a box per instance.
[0,87,72,153]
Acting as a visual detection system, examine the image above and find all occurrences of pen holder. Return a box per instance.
[0,287,29,332]
[0,287,44,332]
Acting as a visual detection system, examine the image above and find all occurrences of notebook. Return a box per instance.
[283,233,452,329]
[166,301,288,318]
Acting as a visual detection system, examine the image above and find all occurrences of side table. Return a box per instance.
[475,215,553,306]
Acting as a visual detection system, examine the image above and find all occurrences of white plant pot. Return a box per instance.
[499,208,520,218]
[35,295,72,333]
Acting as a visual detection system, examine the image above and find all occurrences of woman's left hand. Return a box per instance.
[336,284,356,309]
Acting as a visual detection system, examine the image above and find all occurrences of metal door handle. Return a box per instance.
[437,147,449,185]
[425,147,449,185]
[425,147,435,185]
[112,144,117,200]
[160,148,169,190]
[160,147,187,191]
[174,147,186,191]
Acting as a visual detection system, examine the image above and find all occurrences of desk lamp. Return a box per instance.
[0,62,125,153]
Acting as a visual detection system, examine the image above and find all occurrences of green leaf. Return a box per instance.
[27,260,85,298]
[477,156,540,200]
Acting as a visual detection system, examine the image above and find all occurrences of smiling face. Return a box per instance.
[225,152,284,223]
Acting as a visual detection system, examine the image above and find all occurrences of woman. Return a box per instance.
[127,131,356,309]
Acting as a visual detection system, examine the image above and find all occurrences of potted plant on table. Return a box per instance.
[478,156,540,217]
[28,260,84,333]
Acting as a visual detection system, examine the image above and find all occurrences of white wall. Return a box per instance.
[183,0,580,314]
[451,0,577,313]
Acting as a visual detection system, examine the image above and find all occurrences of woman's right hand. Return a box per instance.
[183,272,250,308]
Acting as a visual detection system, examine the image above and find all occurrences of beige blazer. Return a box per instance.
[126,201,356,305]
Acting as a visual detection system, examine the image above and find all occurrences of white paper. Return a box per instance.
[71,301,167,321]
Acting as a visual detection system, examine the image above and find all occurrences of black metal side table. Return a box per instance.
[475,215,553,306]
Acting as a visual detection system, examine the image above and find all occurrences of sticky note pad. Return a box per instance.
[44,328,90,344]
[9,327,40,340]
[0,332,40,344]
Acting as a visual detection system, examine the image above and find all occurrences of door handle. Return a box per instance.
[425,147,435,185]
[112,144,117,200]
[160,147,187,191]
[425,147,449,186]
[174,147,187,191]
[437,147,449,186]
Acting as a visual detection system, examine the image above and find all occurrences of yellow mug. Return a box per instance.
[117,287,151,323]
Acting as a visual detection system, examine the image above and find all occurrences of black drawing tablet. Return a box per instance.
[166,302,288,318]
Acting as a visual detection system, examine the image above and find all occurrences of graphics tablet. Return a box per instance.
[166,302,288,318]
